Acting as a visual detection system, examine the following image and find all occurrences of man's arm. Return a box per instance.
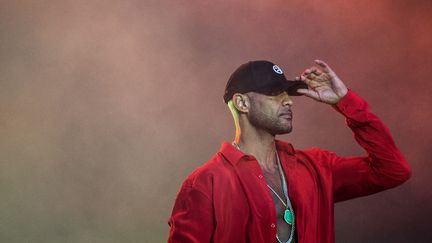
[296,60,411,202]
[168,180,214,243]
[330,89,411,201]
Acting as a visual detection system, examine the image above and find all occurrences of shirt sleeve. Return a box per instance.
[167,179,214,243]
[330,89,412,202]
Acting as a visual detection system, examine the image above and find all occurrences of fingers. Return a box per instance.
[296,89,321,101]
[298,60,333,87]
[303,67,321,76]
[301,67,323,81]
[295,60,342,103]
[314,59,333,73]
[295,74,307,82]
[299,72,329,90]
[302,76,324,89]
[300,60,332,81]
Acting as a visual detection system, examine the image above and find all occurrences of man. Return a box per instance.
[167,60,411,243]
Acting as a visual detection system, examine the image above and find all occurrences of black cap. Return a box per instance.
[223,60,307,103]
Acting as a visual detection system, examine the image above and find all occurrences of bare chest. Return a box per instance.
[262,169,294,241]
[262,170,285,215]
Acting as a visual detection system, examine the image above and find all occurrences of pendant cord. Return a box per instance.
[275,153,295,216]
[274,152,295,243]
[266,184,287,207]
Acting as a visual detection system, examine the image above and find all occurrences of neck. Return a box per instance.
[233,126,278,172]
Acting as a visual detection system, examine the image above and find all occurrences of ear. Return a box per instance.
[232,93,250,113]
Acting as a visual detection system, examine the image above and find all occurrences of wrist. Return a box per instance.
[335,88,352,106]
[335,88,348,104]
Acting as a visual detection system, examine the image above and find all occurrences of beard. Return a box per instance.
[247,107,293,136]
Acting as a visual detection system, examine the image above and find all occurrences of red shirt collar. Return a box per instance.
[219,139,296,166]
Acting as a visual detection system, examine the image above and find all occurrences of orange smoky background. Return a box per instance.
[1,0,431,242]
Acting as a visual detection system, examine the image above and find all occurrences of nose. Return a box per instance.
[282,91,293,107]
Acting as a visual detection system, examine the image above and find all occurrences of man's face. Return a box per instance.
[246,91,293,135]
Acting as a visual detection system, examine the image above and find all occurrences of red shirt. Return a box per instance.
[167,90,411,243]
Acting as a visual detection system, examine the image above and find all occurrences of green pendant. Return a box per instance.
[284,209,294,225]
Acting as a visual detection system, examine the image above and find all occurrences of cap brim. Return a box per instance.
[284,81,308,96]
[260,80,308,96]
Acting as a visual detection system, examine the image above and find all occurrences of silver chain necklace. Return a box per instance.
[232,143,295,243]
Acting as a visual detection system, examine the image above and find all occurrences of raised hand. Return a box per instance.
[296,60,348,105]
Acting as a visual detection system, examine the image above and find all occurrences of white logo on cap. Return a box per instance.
[273,65,283,74]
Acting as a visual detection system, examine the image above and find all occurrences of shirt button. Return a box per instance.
[258,174,263,179]
[270,223,276,228]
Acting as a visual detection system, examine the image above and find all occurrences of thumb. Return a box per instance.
[296,89,321,101]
